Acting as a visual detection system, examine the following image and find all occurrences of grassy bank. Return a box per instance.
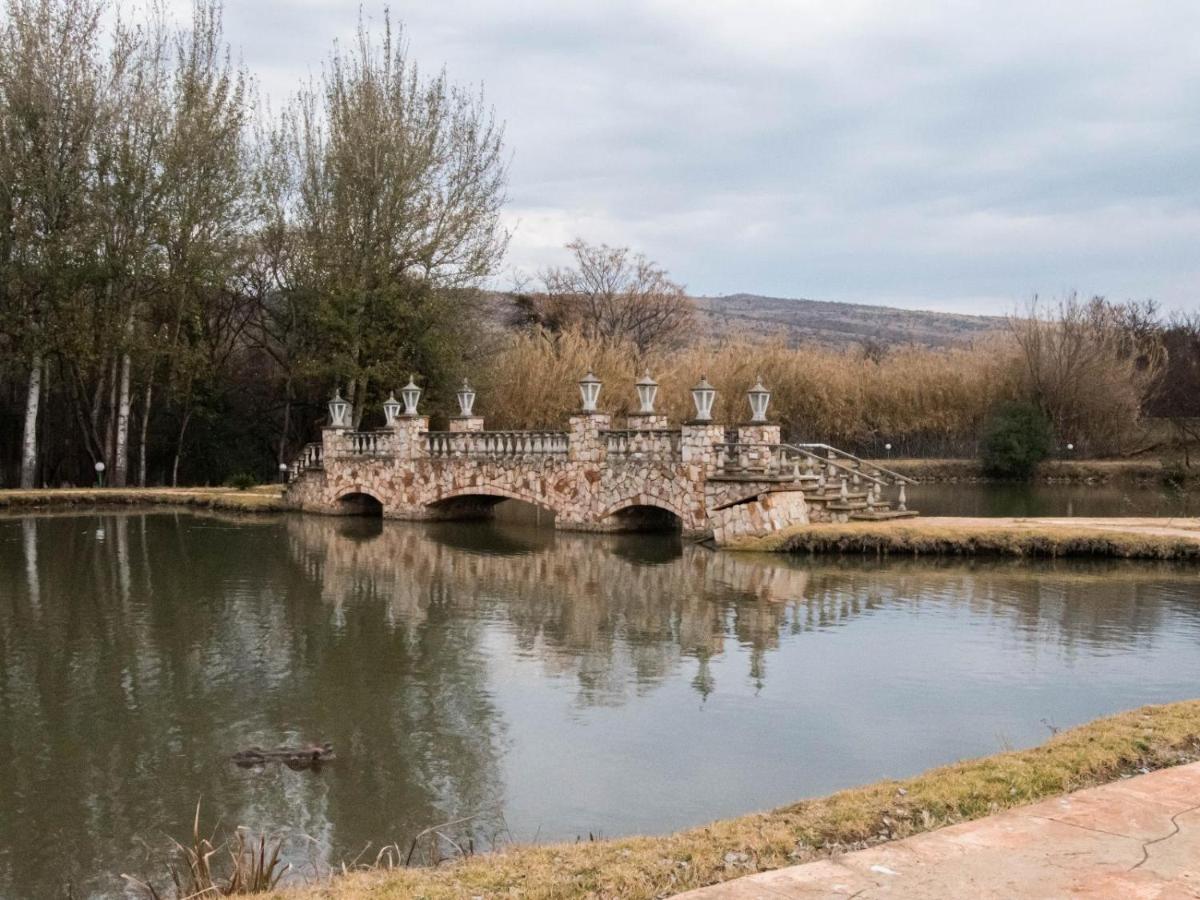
[0,486,286,514]
[273,701,1200,899]
[732,518,1200,560]
[875,457,1196,486]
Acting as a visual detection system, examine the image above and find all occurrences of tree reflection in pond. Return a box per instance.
[2,510,1200,898]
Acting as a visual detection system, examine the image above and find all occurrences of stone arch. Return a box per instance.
[333,488,385,517]
[425,484,559,519]
[598,493,689,531]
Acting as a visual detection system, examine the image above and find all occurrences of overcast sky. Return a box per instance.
[211,1,1198,314]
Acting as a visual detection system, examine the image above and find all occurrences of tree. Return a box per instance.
[281,12,508,424]
[1007,294,1164,455]
[536,239,694,353]
[1147,313,1200,466]
[0,0,109,487]
[981,401,1053,479]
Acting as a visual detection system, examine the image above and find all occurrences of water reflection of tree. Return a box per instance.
[0,512,506,897]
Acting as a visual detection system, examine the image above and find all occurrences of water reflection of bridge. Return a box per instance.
[282,515,1196,697]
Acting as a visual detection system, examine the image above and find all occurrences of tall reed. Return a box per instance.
[474,329,1025,454]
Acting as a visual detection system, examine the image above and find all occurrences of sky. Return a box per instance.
[208,1,1198,315]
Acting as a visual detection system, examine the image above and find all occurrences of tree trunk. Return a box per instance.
[105,355,118,468]
[171,405,191,487]
[113,352,133,487]
[278,374,293,464]
[19,353,43,489]
[138,377,153,486]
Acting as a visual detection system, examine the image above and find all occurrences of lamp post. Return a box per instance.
[278,462,289,484]
[690,375,717,422]
[328,390,351,428]
[456,379,477,416]
[635,372,658,414]
[400,376,421,416]
[382,392,402,427]
[885,442,893,460]
[747,376,771,423]
[579,370,602,412]
[94,460,106,488]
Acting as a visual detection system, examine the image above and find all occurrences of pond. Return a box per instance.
[2,510,1199,897]
[908,482,1195,517]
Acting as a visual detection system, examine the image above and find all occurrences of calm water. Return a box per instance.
[910,482,1195,517]
[2,510,1200,897]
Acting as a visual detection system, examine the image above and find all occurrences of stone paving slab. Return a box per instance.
[676,762,1200,899]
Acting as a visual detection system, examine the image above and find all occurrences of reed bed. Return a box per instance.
[476,330,1026,453]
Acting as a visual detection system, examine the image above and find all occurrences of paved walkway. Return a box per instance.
[678,763,1200,898]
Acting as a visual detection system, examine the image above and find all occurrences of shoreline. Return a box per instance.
[0,486,287,514]
[269,700,1200,899]
[871,456,1196,486]
[732,517,1200,559]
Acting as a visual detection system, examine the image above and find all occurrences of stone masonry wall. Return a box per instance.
[287,414,793,536]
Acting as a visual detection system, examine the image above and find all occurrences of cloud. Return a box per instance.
[214,0,1200,313]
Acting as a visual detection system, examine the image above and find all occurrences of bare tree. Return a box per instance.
[1147,312,1200,466]
[537,239,694,353]
[1008,294,1165,454]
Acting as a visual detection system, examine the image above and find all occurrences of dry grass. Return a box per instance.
[0,486,286,513]
[733,519,1200,560]
[125,803,289,898]
[272,701,1200,899]
[477,329,1022,449]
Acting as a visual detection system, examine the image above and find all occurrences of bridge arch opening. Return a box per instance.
[604,504,682,533]
[426,492,555,526]
[336,491,384,517]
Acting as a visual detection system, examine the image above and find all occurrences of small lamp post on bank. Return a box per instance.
[94,460,106,488]
[278,462,289,484]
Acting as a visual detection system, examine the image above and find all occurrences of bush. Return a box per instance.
[225,472,258,491]
[981,402,1053,479]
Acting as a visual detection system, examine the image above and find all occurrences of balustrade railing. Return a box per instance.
[345,431,390,455]
[789,442,915,485]
[300,442,323,469]
[425,430,569,459]
[602,429,682,458]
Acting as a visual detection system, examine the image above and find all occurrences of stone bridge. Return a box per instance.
[285,373,915,540]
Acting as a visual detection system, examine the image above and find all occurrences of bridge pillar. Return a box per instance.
[626,412,670,431]
[681,422,725,474]
[737,423,781,473]
[448,415,485,433]
[391,415,430,459]
[567,413,610,463]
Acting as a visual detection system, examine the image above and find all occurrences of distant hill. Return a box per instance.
[483,291,1005,349]
[692,293,1003,348]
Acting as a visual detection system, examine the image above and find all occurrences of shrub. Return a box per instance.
[981,402,1053,479]
[225,472,258,491]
